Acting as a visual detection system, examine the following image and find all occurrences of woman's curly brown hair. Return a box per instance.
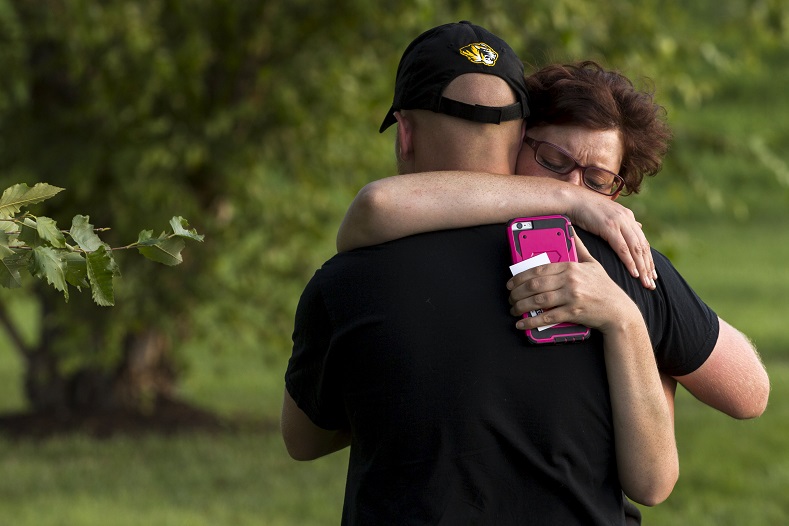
[524,61,671,194]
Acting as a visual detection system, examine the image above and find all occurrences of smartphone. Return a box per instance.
[507,215,591,344]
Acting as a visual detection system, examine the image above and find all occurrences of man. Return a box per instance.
[282,21,677,524]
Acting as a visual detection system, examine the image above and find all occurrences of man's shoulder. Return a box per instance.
[574,228,625,270]
[308,224,511,294]
[575,227,676,276]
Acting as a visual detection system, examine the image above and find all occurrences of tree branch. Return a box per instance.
[0,300,33,360]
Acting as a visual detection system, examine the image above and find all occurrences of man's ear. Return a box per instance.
[394,111,414,162]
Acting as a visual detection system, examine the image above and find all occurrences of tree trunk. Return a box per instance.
[1,295,223,437]
[18,296,177,416]
[23,329,176,415]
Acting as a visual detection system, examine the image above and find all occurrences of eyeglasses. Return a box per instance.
[524,137,625,196]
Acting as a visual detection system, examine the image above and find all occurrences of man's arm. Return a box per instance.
[675,318,769,419]
[337,172,656,289]
[283,275,352,461]
[281,388,351,461]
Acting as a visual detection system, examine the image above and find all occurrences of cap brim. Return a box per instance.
[379,108,397,133]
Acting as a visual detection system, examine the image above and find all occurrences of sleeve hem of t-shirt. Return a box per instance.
[660,313,720,377]
[284,375,345,431]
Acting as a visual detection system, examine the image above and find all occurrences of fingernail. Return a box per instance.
[516,321,525,330]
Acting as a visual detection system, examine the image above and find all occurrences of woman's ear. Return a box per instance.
[394,111,413,162]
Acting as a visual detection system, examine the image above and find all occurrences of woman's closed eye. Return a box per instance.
[537,151,574,172]
[584,170,617,192]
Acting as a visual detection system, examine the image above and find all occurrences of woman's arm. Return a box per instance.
[507,237,678,504]
[338,171,656,289]
[600,309,679,506]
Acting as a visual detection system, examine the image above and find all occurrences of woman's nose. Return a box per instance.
[566,168,584,187]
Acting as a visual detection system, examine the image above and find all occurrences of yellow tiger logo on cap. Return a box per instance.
[459,43,499,66]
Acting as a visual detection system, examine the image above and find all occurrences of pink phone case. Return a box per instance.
[507,215,591,344]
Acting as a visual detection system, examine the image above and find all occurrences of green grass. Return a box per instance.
[0,431,348,526]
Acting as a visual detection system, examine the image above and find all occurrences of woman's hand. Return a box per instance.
[563,187,656,290]
[507,235,639,333]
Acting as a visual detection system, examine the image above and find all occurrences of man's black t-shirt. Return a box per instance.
[286,225,718,525]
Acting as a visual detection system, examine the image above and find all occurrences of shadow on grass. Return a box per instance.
[0,395,278,440]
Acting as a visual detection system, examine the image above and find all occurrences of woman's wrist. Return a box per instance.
[597,293,643,337]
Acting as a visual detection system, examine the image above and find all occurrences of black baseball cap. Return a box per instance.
[379,21,530,133]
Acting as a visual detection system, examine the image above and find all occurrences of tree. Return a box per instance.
[0,1,253,414]
[0,0,420,416]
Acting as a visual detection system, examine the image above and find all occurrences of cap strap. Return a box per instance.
[437,97,525,124]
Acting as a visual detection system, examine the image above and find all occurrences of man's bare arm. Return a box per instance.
[675,318,769,419]
[337,172,656,288]
[281,389,351,461]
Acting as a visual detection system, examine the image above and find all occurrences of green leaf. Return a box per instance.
[0,224,21,250]
[0,232,13,258]
[70,215,106,252]
[0,183,64,219]
[31,246,69,300]
[135,229,159,246]
[137,236,186,266]
[86,245,117,306]
[169,216,204,242]
[36,216,67,248]
[0,252,29,289]
[0,220,17,234]
[63,252,89,289]
[18,217,40,247]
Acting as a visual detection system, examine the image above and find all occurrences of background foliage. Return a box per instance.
[1,0,787,383]
[0,0,788,524]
